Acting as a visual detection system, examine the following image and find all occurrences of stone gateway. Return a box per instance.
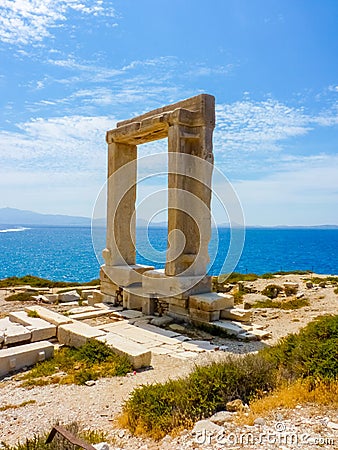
[100,94,235,323]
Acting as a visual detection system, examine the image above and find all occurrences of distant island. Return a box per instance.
[0,207,337,229]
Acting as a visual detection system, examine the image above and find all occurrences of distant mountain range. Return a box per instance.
[0,207,91,227]
[0,207,337,229]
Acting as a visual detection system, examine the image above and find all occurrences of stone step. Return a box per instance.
[189,292,234,312]
[100,322,183,346]
[25,306,72,327]
[96,333,151,369]
[8,311,56,342]
[0,317,31,345]
[182,340,219,352]
[97,321,133,333]
[0,341,54,378]
[134,322,180,339]
[220,308,252,322]
[208,320,270,340]
[67,306,98,315]
[57,322,106,348]
[208,320,245,337]
[68,310,115,321]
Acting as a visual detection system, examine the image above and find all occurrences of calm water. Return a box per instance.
[0,225,337,282]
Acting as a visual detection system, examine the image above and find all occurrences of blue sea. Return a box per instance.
[0,225,338,282]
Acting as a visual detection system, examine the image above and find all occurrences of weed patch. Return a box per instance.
[20,340,132,386]
[27,310,40,318]
[252,297,309,310]
[233,290,244,304]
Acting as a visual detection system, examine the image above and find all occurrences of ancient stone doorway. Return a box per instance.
[100,94,216,306]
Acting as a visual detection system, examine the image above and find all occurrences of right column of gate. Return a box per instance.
[166,121,214,277]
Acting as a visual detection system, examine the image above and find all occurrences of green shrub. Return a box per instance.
[263,314,338,381]
[306,276,338,285]
[261,284,283,299]
[122,354,276,438]
[252,297,309,310]
[233,290,244,304]
[220,272,259,283]
[334,287,338,295]
[260,272,276,279]
[5,292,35,302]
[122,315,338,438]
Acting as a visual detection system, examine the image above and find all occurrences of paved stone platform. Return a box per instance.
[96,320,220,360]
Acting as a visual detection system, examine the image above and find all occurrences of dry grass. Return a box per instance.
[237,379,338,425]
[0,400,36,411]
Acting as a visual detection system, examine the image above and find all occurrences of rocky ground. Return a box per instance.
[0,273,338,449]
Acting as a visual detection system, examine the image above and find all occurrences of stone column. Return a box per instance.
[103,140,137,267]
[166,124,214,277]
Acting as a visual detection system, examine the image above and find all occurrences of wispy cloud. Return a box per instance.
[215,99,311,153]
[0,115,115,170]
[215,98,338,155]
[0,0,116,45]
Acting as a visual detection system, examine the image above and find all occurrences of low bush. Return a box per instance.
[121,315,338,439]
[5,292,36,302]
[252,297,309,310]
[20,340,132,386]
[219,272,259,283]
[306,276,338,285]
[121,354,276,439]
[261,284,283,299]
[263,314,338,381]
[233,290,244,304]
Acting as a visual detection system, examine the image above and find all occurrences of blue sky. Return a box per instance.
[0,0,337,226]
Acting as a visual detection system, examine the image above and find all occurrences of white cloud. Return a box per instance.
[215,99,311,153]
[0,115,115,170]
[214,98,338,156]
[0,0,115,45]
